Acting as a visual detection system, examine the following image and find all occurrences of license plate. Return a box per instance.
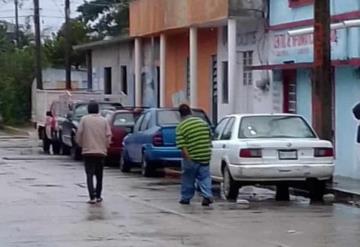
[278,150,297,160]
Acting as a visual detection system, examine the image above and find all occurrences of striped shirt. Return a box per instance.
[176,117,212,164]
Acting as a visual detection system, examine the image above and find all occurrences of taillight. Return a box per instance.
[314,148,333,157]
[152,131,163,146]
[239,149,262,158]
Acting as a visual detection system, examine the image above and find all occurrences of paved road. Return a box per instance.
[0,137,360,247]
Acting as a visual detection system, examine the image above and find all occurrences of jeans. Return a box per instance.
[84,156,104,200]
[181,159,213,202]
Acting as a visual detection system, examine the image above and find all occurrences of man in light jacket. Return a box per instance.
[76,101,112,204]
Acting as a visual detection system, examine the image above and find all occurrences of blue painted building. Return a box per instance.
[258,0,360,179]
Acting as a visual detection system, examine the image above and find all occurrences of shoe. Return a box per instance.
[96,197,103,203]
[202,197,214,206]
[179,199,190,205]
[87,199,96,204]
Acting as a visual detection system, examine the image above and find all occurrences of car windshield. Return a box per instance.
[113,112,135,127]
[157,110,210,126]
[239,116,316,139]
[73,103,121,120]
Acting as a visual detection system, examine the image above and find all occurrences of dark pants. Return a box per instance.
[84,156,105,200]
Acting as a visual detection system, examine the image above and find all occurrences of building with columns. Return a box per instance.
[130,0,267,123]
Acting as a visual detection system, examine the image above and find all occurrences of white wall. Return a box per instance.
[217,18,274,121]
[92,41,135,105]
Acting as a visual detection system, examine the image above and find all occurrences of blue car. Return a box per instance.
[120,108,212,176]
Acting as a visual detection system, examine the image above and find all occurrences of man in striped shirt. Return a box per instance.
[176,104,213,206]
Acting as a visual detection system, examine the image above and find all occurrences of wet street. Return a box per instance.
[0,136,360,247]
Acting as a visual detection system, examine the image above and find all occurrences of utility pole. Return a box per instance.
[33,0,42,90]
[14,0,19,46]
[313,0,332,141]
[65,0,71,90]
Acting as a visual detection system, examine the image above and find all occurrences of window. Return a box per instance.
[221,117,235,140]
[113,113,135,127]
[242,51,253,86]
[134,114,145,132]
[156,110,210,126]
[140,112,152,131]
[121,66,128,95]
[214,118,229,140]
[239,116,316,139]
[104,67,112,94]
[288,0,313,8]
[222,61,229,104]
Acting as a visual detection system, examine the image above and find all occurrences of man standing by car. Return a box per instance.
[76,101,112,204]
[176,104,213,206]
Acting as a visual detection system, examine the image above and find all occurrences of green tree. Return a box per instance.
[44,20,90,68]
[77,0,129,39]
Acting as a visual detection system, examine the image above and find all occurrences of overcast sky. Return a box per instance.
[0,0,83,34]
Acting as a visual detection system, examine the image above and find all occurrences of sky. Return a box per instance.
[0,0,83,35]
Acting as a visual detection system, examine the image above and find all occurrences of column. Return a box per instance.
[86,50,92,91]
[228,19,237,112]
[134,38,142,106]
[160,34,166,107]
[190,27,198,108]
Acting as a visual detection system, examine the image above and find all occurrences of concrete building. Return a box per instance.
[252,0,360,179]
[130,0,267,123]
[74,36,135,106]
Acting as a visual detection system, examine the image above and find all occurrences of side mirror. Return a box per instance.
[357,125,360,143]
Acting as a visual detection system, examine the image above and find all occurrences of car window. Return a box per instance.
[157,109,210,126]
[113,112,135,127]
[214,118,229,140]
[239,116,316,139]
[134,114,145,132]
[73,103,122,120]
[221,117,235,140]
[140,112,152,131]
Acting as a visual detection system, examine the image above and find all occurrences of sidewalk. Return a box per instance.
[328,176,360,204]
[0,124,35,138]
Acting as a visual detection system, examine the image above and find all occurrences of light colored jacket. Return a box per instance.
[75,114,112,156]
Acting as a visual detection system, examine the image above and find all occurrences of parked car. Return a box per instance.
[61,101,123,160]
[210,114,335,201]
[120,108,212,176]
[105,108,145,165]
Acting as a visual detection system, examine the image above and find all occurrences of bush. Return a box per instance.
[0,48,35,124]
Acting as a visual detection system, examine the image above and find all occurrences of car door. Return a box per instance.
[210,118,229,178]
[126,113,145,162]
[217,117,236,172]
[132,111,152,163]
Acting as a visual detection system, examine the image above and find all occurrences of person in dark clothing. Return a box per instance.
[76,101,112,204]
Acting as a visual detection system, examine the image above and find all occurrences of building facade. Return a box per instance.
[258,0,360,179]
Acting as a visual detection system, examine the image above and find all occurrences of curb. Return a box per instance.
[0,125,31,137]
[327,187,360,205]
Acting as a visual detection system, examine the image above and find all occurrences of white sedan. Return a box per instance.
[210,114,335,201]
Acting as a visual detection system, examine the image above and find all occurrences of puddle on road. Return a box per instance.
[30,184,63,188]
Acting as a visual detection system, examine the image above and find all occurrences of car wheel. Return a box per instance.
[120,152,131,173]
[52,141,61,155]
[276,183,290,201]
[222,166,240,201]
[308,179,326,202]
[141,154,154,177]
[61,143,71,155]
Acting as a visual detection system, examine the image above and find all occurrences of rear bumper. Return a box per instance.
[107,146,122,159]
[146,146,182,166]
[228,163,335,181]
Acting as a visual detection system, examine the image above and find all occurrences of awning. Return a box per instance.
[249,59,360,70]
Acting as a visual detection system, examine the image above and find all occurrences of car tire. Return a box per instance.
[222,166,240,201]
[61,143,71,155]
[119,151,131,173]
[52,141,61,155]
[276,183,290,201]
[141,154,154,177]
[308,179,326,202]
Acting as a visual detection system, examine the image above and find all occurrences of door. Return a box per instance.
[283,69,297,113]
[126,113,145,161]
[218,117,236,168]
[133,112,152,162]
[210,118,229,177]
[104,67,112,94]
